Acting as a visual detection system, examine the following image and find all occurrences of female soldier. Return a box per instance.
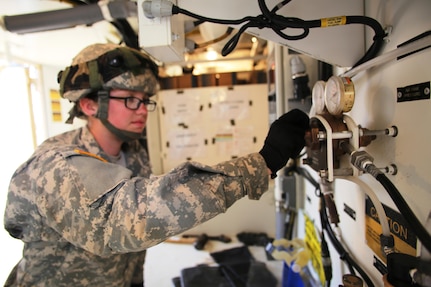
[4,43,309,286]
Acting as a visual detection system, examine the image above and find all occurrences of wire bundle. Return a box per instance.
[172,0,387,67]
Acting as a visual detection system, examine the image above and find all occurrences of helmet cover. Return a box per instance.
[58,43,160,102]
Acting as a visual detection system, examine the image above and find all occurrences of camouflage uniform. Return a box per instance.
[4,125,269,286]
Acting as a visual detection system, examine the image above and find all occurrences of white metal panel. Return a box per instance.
[141,0,365,67]
[301,0,431,286]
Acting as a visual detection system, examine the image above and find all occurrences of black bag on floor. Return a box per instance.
[179,246,277,287]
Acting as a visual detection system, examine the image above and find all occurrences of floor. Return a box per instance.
[144,236,283,287]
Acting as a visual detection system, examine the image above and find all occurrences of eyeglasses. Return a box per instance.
[109,96,157,112]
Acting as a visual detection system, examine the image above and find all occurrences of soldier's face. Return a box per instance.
[107,89,149,134]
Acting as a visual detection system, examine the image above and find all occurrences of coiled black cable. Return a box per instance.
[171,0,387,65]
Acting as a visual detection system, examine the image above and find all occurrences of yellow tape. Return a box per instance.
[74,149,108,162]
[304,213,326,286]
[321,16,347,27]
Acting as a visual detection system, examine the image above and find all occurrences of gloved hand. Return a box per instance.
[259,109,309,178]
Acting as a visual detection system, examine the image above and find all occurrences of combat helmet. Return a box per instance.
[57,43,160,141]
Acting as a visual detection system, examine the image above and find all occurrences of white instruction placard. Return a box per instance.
[167,128,206,160]
[210,89,250,121]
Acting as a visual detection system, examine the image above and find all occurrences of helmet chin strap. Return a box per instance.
[100,118,142,142]
[95,90,142,142]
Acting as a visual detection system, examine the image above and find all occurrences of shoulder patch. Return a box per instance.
[68,150,133,203]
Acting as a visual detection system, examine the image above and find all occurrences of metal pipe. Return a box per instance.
[317,126,398,141]
[2,1,137,34]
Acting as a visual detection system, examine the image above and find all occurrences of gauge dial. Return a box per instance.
[324,76,355,116]
[312,80,326,115]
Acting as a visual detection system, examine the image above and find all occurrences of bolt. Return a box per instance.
[171,33,179,41]
[319,170,328,178]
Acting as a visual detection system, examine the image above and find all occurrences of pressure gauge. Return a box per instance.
[324,76,355,116]
[312,80,326,115]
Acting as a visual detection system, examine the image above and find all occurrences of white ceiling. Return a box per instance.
[1,0,369,71]
[0,0,266,74]
[0,0,115,68]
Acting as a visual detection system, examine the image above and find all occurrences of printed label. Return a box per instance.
[365,197,417,262]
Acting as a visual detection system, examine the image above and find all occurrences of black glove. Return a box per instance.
[259,109,309,178]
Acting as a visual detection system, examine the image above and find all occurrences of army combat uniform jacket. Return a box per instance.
[4,126,269,286]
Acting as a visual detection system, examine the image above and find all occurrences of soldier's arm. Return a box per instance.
[35,150,269,256]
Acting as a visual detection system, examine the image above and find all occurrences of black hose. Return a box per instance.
[320,195,376,287]
[346,16,386,67]
[295,167,375,286]
[375,173,431,253]
[346,16,386,39]
[320,231,333,286]
[319,196,352,275]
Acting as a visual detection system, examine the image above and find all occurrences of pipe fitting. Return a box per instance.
[143,0,173,19]
[350,150,374,172]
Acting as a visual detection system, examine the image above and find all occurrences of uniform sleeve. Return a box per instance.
[26,149,269,256]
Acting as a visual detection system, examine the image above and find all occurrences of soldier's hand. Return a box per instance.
[259,109,309,178]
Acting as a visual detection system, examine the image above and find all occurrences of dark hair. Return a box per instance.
[73,91,99,120]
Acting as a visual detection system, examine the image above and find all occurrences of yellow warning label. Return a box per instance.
[365,198,417,262]
[321,16,347,27]
[304,213,325,286]
[50,89,62,122]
